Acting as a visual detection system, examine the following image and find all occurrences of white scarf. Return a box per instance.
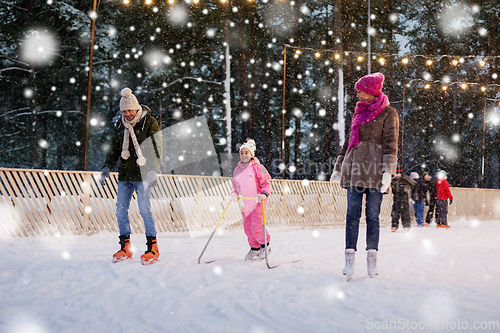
[121,107,146,166]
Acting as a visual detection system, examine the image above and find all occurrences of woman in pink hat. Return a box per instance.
[230,139,272,261]
[330,72,399,280]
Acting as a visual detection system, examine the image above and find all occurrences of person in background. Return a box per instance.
[436,170,453,228]
[423,172,437,226]
[100,88,163,265]
[390,172,415,232]
[330,72,399,281]
[231,139,272,261]
[410,172,426,227]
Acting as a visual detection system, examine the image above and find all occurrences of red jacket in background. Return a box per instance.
[436,179,453,200]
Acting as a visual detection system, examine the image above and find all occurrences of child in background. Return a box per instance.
[436,170,453,228]
[410,172,426,227]
[230,139,272,260]
[423,172,437,226]
[390,171,415,232]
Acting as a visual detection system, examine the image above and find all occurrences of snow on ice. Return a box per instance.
[1,219,499,332]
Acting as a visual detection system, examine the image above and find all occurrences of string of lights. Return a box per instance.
[282,44,500,95]
[284,44,500,63]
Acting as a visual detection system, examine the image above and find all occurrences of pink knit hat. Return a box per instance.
[355,72,385,96]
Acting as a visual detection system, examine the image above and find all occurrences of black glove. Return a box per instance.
[449,199,453,205]
[100,167,110,185]
[424,199,429,206]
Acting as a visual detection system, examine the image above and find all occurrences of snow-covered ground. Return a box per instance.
[1,218,499,333]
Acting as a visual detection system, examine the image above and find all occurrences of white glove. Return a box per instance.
[410,199,415,205]
[231,193,239,203]
[256,194,267,202]
[380,172,392,193]
[330,171,341,183]
[146,170,158,188]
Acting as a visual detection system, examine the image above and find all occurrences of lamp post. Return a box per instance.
[481,98,486,188]
[400,58,408,170]
[84,0,98,171]
[281,45,287,179]
[367,0,371,74]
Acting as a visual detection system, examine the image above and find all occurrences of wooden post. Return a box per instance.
[84,0,97,171]
[281,45,287,179]
[82,173,92,235]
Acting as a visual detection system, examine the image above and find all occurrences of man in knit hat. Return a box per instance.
[100,88,163,265]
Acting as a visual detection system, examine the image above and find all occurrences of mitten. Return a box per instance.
[330,171,341,183]
[231,193,239,203]
[146,170,158,188]
[256,194,267,202]
[100,167,110,185]
[380,172,392,193]
[449,199,453,205]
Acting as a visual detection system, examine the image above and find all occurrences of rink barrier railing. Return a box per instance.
[0,168,498,237]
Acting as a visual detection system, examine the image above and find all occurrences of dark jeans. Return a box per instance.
[391,200,411,229]
[426,200,437,224]
[345,187,383,251]
[436,199,449,226]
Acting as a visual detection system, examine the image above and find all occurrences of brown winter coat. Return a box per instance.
[334,105,399,189]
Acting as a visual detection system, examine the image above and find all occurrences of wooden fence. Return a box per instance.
[0,168,498,237]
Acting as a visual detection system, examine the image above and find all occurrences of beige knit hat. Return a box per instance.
[120,88,140,111]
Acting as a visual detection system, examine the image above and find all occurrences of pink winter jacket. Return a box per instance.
[231,157,272,217]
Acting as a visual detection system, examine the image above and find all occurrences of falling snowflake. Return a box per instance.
[145,49,167,68]
[168,5,188,26]
[61,251,72,260]
[24,88,33,98]
[439,3,475,37]
[21,29,58,66]
[38,139,48,149]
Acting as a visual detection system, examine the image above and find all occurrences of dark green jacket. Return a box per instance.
[103,105,162,182]
[391,175,415,203]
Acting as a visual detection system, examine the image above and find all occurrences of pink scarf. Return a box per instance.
[347,93,389,151]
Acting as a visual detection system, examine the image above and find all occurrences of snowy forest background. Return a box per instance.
[1,0,499,188]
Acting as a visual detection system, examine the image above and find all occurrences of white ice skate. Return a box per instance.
[245,249,260,261]
[258,246,271,260]
[367,249,379,278]
[343,249,355,281]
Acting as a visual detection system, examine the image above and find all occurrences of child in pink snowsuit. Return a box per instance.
[230,139,272,260]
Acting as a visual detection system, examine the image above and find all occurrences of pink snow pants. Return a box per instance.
[243,202,270,248]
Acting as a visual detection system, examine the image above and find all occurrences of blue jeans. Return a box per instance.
[116,181,157,237]
[413,202,425,226]
[346,187,383,251]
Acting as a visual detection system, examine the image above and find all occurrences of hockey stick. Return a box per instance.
[261,199,277,269]
[239,197,276,269]
[197,200,232,264]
